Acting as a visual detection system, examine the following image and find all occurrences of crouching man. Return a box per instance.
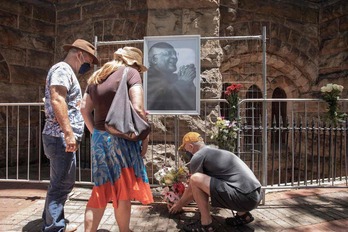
[169,132,262,231]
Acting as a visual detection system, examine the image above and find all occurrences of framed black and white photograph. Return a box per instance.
[143,35,201,115]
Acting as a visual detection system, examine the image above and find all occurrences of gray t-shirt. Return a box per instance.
[190,146,261,194]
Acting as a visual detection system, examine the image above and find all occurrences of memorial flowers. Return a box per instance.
[154,166,189,206]
[213,117,239,152]
[211,83,242,152]
[320,83,346,125]
[225,83,243,120]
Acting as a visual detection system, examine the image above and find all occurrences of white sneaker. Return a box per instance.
[65,223,78,232]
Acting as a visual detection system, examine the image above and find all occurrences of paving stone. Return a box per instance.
[1,185,348,231]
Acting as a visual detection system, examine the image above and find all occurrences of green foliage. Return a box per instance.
[321,83,347,126]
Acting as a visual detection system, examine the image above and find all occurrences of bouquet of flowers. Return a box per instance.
[212,117,239,152]
[225,83,243,120]
[154,166,189,206]
[320,83,347,125]
[211,83,242,152]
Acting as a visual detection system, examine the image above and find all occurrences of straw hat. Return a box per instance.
[63,39,99,65]
[114,47,148,73]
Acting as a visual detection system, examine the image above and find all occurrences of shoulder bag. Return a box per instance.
[105,67,151,141]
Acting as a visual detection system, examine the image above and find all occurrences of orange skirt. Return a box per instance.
[87,129,154,208]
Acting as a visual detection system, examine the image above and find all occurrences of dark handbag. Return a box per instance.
[105,67,151,141]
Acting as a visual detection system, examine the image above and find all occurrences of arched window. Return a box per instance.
[271,87,287,145]
[244,85,263,151]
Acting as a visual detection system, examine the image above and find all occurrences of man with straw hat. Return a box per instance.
[42,38,98,232]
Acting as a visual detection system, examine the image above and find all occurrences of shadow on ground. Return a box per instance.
[22,218,43,232]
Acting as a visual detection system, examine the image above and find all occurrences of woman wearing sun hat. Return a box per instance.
[80,47,153,232]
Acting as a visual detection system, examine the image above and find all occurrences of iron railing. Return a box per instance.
[0,99,347,190]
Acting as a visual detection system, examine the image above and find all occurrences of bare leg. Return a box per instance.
[115,200,132,232]
[84,207,105,232]
[190,173,212,225]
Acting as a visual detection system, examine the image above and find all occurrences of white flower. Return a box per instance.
[335,84,344,92]
[326,83,333,92]
[320,83,344,93]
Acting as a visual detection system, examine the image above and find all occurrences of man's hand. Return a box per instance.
[168,201,183,214]
[178,64,196,82]
[65,132,78,153]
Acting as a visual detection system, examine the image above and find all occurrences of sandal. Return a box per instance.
[225,212,254,226]
[182,220,215,232]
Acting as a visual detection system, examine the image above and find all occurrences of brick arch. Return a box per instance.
[0,52,10,83]
[234,21,318,58]
[269,75,299,98]
[221,19,319,96]
[221,51,312,95]
[266,22,318,89]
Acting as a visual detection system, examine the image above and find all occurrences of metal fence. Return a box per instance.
[237,98,348,189]
[0,99,347,189]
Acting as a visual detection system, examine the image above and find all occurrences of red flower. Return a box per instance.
[173,182,185,196]
[225,84,242,96]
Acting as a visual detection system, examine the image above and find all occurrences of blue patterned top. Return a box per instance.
[42,62,84,141]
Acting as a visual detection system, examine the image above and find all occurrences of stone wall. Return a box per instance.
[219,0,347,100]
[0,0,55,102]
[0,0,347,175]
[319,0,348,87]
[146,0,222,142]
[0,0,346,106]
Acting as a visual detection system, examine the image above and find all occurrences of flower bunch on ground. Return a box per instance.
[154,166,189,204]
[320,83,346,125]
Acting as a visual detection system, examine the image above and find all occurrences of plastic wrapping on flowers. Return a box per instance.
[154,166,189,206]
[212,117,239,152]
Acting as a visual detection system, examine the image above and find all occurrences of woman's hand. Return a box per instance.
[141,137,149,157]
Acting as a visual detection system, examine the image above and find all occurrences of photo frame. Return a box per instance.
[143,35,201,115]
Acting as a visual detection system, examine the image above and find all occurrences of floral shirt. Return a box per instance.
[42,62,84,141]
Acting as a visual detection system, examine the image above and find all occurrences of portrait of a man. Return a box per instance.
[144,35,200,115]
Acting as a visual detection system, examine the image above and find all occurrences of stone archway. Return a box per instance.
[271,87,287,145]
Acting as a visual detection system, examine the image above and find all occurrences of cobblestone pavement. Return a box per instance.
[0,182,347,231]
